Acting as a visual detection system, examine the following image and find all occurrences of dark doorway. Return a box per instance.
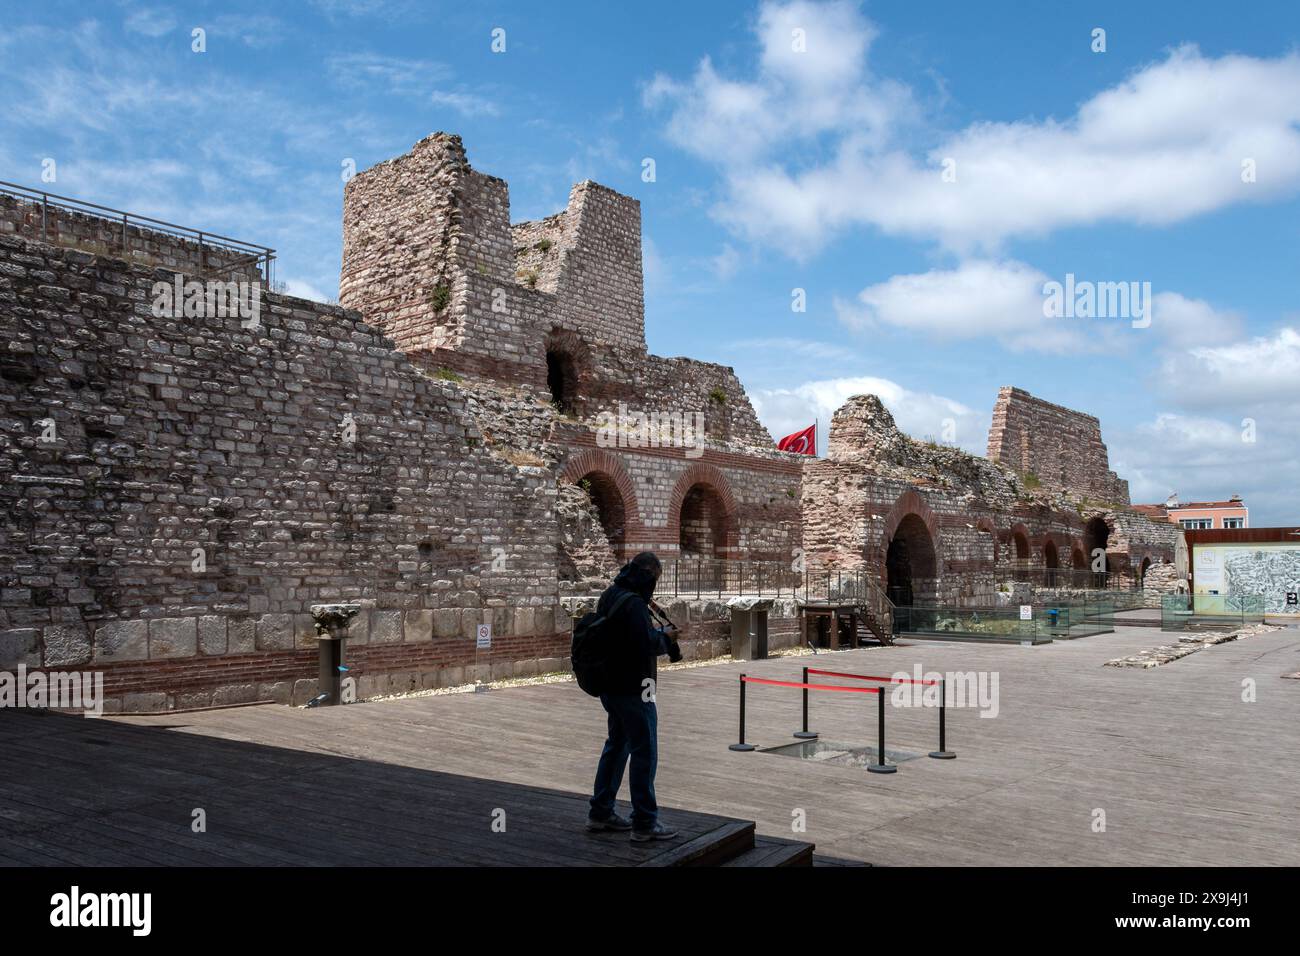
[1044,540,1059,586]
[578,472,626,555]
[546,349,576,413]
[1084,517,1109,584]
[885,514,937,607]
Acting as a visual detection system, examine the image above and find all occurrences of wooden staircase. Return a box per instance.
[640,820,815,867]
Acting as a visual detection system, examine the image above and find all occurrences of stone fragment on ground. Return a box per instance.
[1104,622,1280,668]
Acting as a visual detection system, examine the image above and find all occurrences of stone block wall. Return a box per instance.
[0,233,571,711]
[0,193,266,282]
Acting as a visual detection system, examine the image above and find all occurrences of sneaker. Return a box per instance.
[586,811,633,832]
[630,822,678,843]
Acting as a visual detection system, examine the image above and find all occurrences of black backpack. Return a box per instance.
[571,591,635,697]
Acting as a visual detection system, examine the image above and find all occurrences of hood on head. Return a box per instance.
[613,560,658,601]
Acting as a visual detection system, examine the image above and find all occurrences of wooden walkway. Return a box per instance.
[3,623,1297,866]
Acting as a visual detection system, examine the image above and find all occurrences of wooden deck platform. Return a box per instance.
[3,622,1297,866]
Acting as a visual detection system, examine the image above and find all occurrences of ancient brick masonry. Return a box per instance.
[803,394,1176,605]
[0,131,1177,712]
[0,133,804,711]
[987,386,1130,504]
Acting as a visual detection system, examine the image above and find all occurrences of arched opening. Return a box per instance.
[1012,528,1030,581]
[1071,544,1088,570]
[1044,540,1059,586]
[678,483,728,559]
[885,513,938,607]
[677,481,733,591]
[1084,516,1110,585]
[546,348,577,414]
[577,471,626,554]
[1139,556,1152,586]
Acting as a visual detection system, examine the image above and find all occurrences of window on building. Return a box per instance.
[1223,518,1245,529]
[1179,518,1212,530]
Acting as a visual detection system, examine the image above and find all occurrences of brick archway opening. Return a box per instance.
[1084,516,1110,584]
[1011,527,1031,581]
[577,471,626,554]
[886,513,938,607]
[679,483,729,559]
[1044,539,1060,586]
[1071,544,1088,570]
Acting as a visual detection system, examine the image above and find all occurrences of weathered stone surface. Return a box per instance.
[228,616,255,654]
[403,610,433,642]
[44,624,91,666]
[94,620,149,662]
[0,629,41,667]
[148,618,197,659]
[198,616,227,656]
[254,614,294,651]
[371,610,402,644]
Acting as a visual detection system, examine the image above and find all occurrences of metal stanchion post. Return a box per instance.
[729,674,756,751]
[794,665,818,739]
[868,688,896,774]
[929,677,956,759]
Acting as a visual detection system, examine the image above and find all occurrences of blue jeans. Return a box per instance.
[589,693,658,830]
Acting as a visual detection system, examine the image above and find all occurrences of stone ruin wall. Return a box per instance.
[987,386,1130,505]
[0,233,576,712]
[0,193,265,283]
[0,134,804,711]
[340,133,802,566]
[805,394,1176,607]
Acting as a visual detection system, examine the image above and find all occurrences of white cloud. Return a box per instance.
[281,279,331,303]
[751,374,986,456]
[838,259,1090,353]
[1112,411,1296,524]
[648,4,1300,254]
[430,90,501,118]
[1149,292,1244,346]
[1159,326,1300,407]
[711,243,742,280]
[124,8,177,38]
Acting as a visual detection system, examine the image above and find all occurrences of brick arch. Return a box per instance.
[1070,540,1088,570]
[878,488,943,603]
[879,488,942,559]
[559,448,641,556]
[667,463,740,557]
[1009,522,1032,559]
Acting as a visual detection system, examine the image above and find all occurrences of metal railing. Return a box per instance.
[0,180,276,282]
[1003,561,1138,591]
[656,559,896,639]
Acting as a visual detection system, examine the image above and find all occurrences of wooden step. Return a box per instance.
[640,820,755,867]
[721,834,815,867]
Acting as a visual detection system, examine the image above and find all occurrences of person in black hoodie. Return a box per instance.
[586,551,681,842]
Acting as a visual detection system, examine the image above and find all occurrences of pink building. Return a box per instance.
[1132,494,1248,531]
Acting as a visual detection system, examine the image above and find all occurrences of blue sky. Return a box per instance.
[2,0,1298,523]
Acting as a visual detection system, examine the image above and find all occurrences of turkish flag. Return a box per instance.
[777,424,816,455]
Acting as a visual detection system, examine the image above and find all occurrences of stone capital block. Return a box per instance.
[44,624,92,667]
[94,620,149,662]
[149,617,198,659]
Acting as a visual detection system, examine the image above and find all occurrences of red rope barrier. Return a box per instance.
[741,676,880,694]
[807,668,937,686]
